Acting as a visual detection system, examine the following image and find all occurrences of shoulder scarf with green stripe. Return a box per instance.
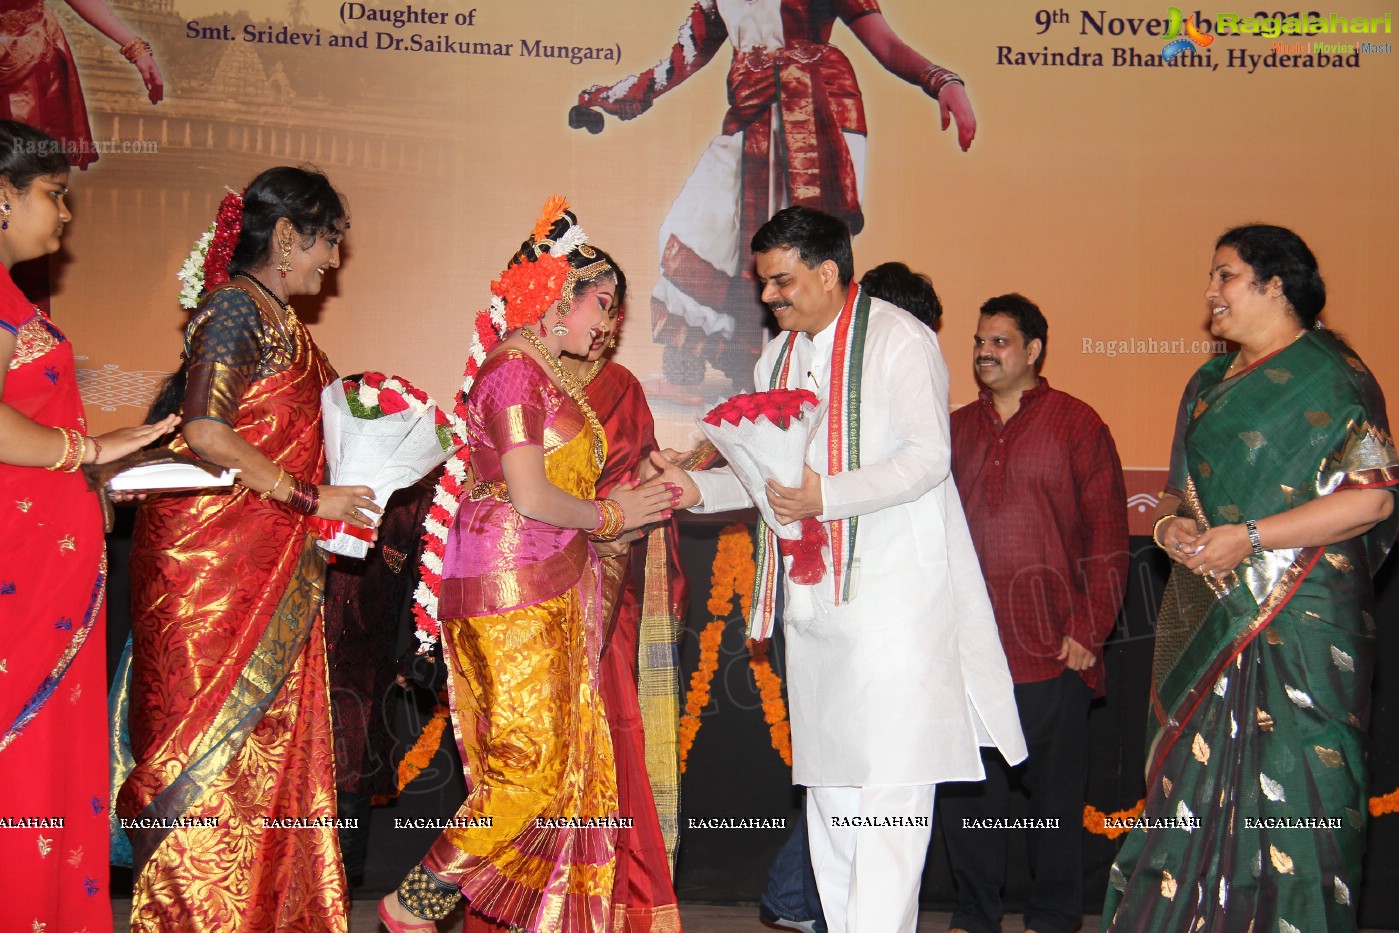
[749,284,870,639]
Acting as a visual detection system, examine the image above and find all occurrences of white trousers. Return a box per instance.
[807,784,937,933]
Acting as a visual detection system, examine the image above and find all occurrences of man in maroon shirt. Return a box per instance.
[938,294,1128,933]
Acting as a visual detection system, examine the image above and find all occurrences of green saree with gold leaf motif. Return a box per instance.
[1103,331,1399,932]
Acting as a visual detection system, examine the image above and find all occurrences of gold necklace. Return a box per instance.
[519,327,606,470]
[580,358,605,386]
[1226,329,1306,378]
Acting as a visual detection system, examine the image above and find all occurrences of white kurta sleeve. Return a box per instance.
[688,465,754,513]
[817,324,951,522]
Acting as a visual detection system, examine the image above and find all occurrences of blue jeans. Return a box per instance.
[761,791,827,932]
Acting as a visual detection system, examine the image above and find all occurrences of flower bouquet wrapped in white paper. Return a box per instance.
[319,372,466,558]
[697,388,829,588]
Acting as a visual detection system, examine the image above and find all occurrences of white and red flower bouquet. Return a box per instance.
[697,388,829,583]
[319,372,466,558]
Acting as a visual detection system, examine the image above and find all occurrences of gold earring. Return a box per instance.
[607,336,617,349]
[551,321,570,337]
[278,239,292,278]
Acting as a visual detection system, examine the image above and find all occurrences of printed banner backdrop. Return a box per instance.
[34,0,1398,539]
[12,0,1399,920]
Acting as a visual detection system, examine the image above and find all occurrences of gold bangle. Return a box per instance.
[918,63,963,100]
[589,498,625,542]
[1151,513,1176,550]
[120,37,152,63]
[47,427,69,471]
[47,427,83,472]
[260,468,289,501]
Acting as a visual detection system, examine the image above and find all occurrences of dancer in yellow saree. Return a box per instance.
[382,199,677,932]
[1103,225,1398,932]
[116,167,378,930]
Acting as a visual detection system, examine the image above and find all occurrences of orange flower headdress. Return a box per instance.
[412,195,614,651]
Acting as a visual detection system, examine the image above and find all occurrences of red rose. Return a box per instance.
[378,388,410,414]
[434,408,450,427]
[364,372,386,389]
[407,385,429,404]
[343,379,359,394]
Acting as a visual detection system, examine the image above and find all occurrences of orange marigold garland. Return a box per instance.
[1370,787,1399,817]
[1083,799,1145,839]
[371,690,452,805]
[679,523,794,771]
[679,620,724,773]
[749,637,792,766]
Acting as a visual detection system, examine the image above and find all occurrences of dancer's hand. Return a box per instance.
[939,82,976,152]
[609,473,678,531]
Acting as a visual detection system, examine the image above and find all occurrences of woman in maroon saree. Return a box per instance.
[566,308,688,932]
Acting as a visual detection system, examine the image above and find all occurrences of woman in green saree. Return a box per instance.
[1103,225,1398,932]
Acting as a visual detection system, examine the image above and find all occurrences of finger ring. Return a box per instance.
[1174,542,1183,552]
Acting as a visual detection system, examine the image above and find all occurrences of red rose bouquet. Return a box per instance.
[320,372,466,558]
[698,389,828,583]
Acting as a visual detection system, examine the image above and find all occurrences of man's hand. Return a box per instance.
[766,466,824,526]
[1056,635,1096,671]
[645,451,702,509]
[640,448,690,482]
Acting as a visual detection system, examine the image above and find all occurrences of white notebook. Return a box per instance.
[107,462,239,492]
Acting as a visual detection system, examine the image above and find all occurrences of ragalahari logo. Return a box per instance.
[1162,7,1215,60]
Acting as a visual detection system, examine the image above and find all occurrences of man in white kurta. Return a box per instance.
[650,207,1026,933]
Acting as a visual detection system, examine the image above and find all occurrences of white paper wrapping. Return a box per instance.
[318,379,462,558]
[695,399,825,541]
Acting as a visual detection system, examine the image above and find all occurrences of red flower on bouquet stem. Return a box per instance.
[378,388,410,414]
[777,518,828,584]
[363,372,386,389]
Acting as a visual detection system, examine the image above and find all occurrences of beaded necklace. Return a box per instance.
[236,272,298,349]
[519,326,606,470]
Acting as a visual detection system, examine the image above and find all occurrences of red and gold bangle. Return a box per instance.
[588,498,625,542]
[120,37,153,63]
[285,477,320,516]
[918,63,964,100]
[86,435,101,465]
[46,427,84,472]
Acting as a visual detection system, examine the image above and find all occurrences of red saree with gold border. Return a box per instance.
[586,360,686,933]
[0,267,110,930]
[118,284,347,930]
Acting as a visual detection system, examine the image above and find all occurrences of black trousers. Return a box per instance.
[936,670,1093,933]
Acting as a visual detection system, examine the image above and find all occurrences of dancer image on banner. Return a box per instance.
[0,0,163,169]
[573,0,973,388]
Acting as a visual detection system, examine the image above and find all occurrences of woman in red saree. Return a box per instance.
[115,167,378,930]
[0,120,175,931]
[562,308,688,933]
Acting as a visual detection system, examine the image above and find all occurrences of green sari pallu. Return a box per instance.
[1103,331,1399,933]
